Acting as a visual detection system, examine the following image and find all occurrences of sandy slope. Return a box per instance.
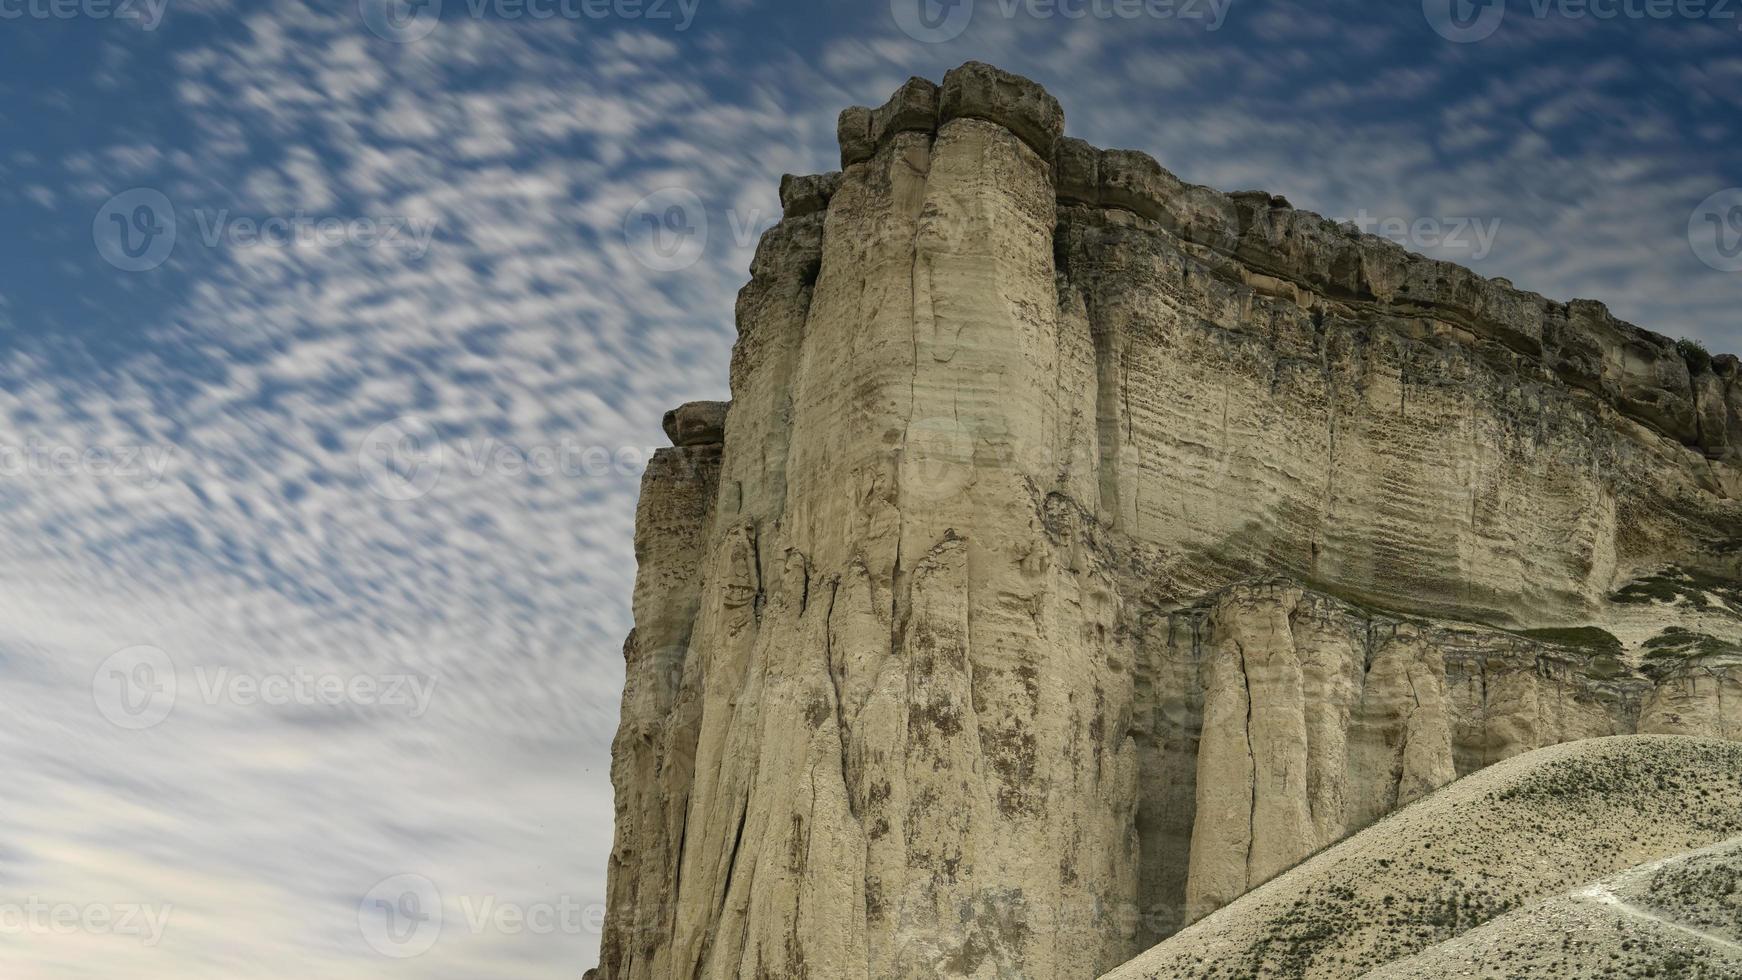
[1102,736,1742,979]
[1365,837,1742,978]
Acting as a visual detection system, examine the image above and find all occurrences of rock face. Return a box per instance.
[599,63,1742,979]
[1137,584,1742,936]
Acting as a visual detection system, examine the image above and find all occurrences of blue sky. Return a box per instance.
[0,0,1737,975]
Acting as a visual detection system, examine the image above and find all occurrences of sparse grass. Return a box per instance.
[1610,566,1742,613]
[1636,846,1742,942]
[1120,739,1742,980]
[1639,628,1742,681]
[1494,626,1632,681]
[1511,626,1625,658]
[1677,338,1713,375]
[1641,628,1741,656]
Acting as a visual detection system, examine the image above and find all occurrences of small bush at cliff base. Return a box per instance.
[1677,338,1713,374]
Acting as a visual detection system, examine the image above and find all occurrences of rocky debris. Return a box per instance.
[658,400,727,447]
[598,63,1742,980]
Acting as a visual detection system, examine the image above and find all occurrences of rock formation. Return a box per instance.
[600,62,1742,979]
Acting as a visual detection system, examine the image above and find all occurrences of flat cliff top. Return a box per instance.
[1103,736,1742,980]
[810,62,1741,463]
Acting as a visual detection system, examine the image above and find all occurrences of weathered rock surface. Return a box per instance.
[661,401,729,448]
[599,63,1742,979]
[1133,582,1742,939]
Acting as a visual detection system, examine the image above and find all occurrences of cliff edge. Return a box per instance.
[599,62,1742,980]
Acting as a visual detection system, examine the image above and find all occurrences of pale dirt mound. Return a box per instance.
[1102,736,1742,980]
[1365,837,1742,979]
[1619,838,1742,945]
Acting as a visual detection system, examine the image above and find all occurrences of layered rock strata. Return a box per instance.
[600,62,1742,979]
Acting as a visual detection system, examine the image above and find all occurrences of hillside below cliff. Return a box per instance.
[1106,735,1742,979]
[598,62,1741,980]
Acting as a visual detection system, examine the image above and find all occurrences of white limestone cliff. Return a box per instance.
[598,63,1742,980]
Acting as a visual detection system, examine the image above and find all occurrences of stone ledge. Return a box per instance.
[661,401,728,447]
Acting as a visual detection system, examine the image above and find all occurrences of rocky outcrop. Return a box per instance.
[601,409,722,974]
[661,401,729,448]
[599,63,1742,979]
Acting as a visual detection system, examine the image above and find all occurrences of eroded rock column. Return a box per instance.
[607,63,1142,980]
